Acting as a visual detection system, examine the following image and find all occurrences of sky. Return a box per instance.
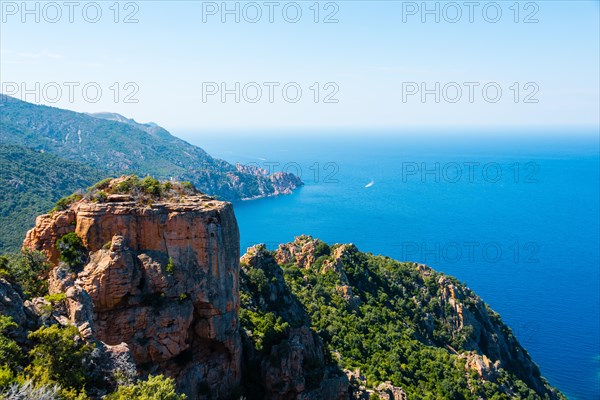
[0,0,599,131]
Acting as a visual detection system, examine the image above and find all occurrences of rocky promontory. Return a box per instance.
[22,177,241,399]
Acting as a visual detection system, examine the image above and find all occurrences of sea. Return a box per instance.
[181,129,599,400]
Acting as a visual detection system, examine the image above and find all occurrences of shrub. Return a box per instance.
[114,175,140,194]
[241,310,289,353]
[166,258,175,274]
[0,364,15,388]
[53,193,83,212]
[140,177,163,197]
[107,375,186,400]
[26,325,92,392]
[1,250,53,298]
[0,380,61,399]
[90,177,113,191]
[44,293,67,305]
[0,316,21,372]
[245,268,269,297]
[314,241,331,258]
[56,233,87,270]
[0,256,10,280]
[91,191,108,203]
[181,181,194,191]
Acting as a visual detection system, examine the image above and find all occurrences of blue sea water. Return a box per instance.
[183,130,600,400]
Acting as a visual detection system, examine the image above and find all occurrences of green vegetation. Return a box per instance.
[0,316,21,377]
[0,250,53,298]
[0,318,93,399]
[0,144,103,253]
[26,325,92,394]
[0,272,188,399]
[53,193,84,212]
[106,375,186,400]
[240,310,289,353]
[57,233,87,270]
[44,293,67,305]
[61,175,203,208]
[166,257,176,274]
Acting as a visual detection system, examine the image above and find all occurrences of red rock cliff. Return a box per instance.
[23,193,241,399]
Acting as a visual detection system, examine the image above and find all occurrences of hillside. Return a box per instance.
[0,144,104,252]
[239,236,565,400]
[0,95,301,201]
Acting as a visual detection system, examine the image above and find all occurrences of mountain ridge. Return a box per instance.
[0,95,302,201]
[0,95,302,252]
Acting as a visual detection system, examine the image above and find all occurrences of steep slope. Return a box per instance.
[0,144,104,252]
[0,95,302,201]
[20,177,241,399]
[239,236,565,400]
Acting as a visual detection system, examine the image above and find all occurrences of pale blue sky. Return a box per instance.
[1,0,598,131]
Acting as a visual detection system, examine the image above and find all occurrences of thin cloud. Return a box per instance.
[15,50,63,59]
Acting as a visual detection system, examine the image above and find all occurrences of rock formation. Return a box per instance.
[239,244,350,400]
[23,184,241,399]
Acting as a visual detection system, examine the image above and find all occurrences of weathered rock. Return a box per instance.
[374,382,407,400]
[23,210,76,264]
[77,235,139,311]
[461,351,500,382]
[433,274,547,394]
[23,193,242,399]
[275,235,319,269]
[65,285,95,338]
[0,278,38,339]
[240,245,350,400]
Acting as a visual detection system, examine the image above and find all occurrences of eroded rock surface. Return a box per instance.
[24,191,241,399]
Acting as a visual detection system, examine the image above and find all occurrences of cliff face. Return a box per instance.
[239,245,350,400]
[23,192,241,399]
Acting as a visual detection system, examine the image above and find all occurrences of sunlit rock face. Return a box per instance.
[24,190,241,399]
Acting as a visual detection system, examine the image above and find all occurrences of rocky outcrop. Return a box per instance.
[430,272,549,395]
[23,190,241,399]
[0,278,38,341]
[275,235,320,268]
[240,244,350,400]
[234,164,303,199]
